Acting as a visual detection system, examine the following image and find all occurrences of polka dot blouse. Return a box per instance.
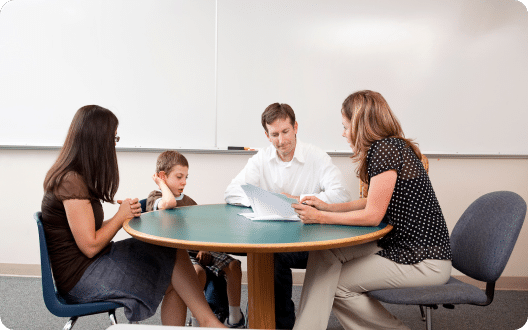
[367,138,452,264]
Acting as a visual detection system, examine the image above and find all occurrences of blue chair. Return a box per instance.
[367,191,526,330]
[35,212,123,330]
[139,198,147,213]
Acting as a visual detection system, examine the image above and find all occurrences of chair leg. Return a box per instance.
[245,301,249,328]
[425,306,433,330]
[419,305,426,321]
[62,316,78,330]
[108,309,118,325]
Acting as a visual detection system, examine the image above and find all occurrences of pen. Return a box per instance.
[228,146,255,150]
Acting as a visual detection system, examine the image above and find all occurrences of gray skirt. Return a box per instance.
[64,238,176,322]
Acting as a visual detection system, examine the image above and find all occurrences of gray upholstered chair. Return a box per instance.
[367,191,526,330]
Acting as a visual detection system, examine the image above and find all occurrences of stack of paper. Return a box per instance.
[239,184,300,221]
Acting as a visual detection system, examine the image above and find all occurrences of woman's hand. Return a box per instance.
[292,203,323,224]
[117,198,142,220]
[299,195,330,211]
[196,251,212,266]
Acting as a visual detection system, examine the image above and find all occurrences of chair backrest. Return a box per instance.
[451,191,526,283]
[35,212,123,319]
[34,212,68,315]
[139,198,147,213]
[359,154,429,198]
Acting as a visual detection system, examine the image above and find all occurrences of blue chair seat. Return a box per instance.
[47,294,123,319]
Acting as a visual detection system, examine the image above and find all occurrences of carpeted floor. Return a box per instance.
[0,276,526,329]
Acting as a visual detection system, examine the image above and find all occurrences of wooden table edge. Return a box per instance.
[123,218,393,253]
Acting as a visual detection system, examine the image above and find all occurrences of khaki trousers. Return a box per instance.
[293,242,452,330]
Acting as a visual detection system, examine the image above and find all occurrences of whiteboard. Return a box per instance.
[216,0,528,154]
[1,0,527,154]
[0,0,217,149]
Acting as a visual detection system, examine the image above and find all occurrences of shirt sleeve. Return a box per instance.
[146,190,163,212]
[55,172,91,201]
[313,153,351,204]
[178,195,198,207]
[368,139,402,179]
[224,152,262,206]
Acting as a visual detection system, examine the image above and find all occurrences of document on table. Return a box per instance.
[239,184,300,221]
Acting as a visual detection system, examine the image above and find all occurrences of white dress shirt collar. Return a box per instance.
[269,139,307,165]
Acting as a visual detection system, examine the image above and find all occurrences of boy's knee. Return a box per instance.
[194,265,207,288]
[194,264,206,277]
[226,259,242,276]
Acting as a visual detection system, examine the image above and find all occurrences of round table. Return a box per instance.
[123,204,392,329]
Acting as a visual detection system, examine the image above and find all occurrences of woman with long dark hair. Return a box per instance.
[41,105,225,327]
[292,91,452,330]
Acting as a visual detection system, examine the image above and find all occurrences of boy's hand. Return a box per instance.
[196,251,212,266]
[152,173,166,188]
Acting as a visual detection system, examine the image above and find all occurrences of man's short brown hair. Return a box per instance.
[156,150,189,174]
[261,103,296,133]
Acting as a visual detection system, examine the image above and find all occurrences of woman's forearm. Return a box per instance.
[327,198,367,212]
[318,208,382,226]
[66,200,125,258]
[67,198,139,258]
[95,215,129,251]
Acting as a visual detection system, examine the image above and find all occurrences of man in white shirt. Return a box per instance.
[225,103,350,329]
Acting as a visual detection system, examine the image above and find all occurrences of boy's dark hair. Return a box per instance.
[156,150,189,174]
[261,103,296,133]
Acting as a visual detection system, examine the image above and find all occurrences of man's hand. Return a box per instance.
[281,192,300,202]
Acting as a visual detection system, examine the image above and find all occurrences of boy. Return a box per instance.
[147,150,245,328]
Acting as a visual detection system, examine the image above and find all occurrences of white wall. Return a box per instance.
[1,149,527,278]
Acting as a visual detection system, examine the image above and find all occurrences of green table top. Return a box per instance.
[124,204,391,253]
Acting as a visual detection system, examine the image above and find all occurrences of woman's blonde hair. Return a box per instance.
[341,90,421,184]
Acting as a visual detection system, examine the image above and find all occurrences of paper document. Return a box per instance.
[240,184,300,221]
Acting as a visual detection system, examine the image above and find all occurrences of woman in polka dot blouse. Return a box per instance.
[292,90,452,330]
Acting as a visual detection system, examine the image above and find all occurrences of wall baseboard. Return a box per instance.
[2,263,526,291]
[0,263,41,277]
